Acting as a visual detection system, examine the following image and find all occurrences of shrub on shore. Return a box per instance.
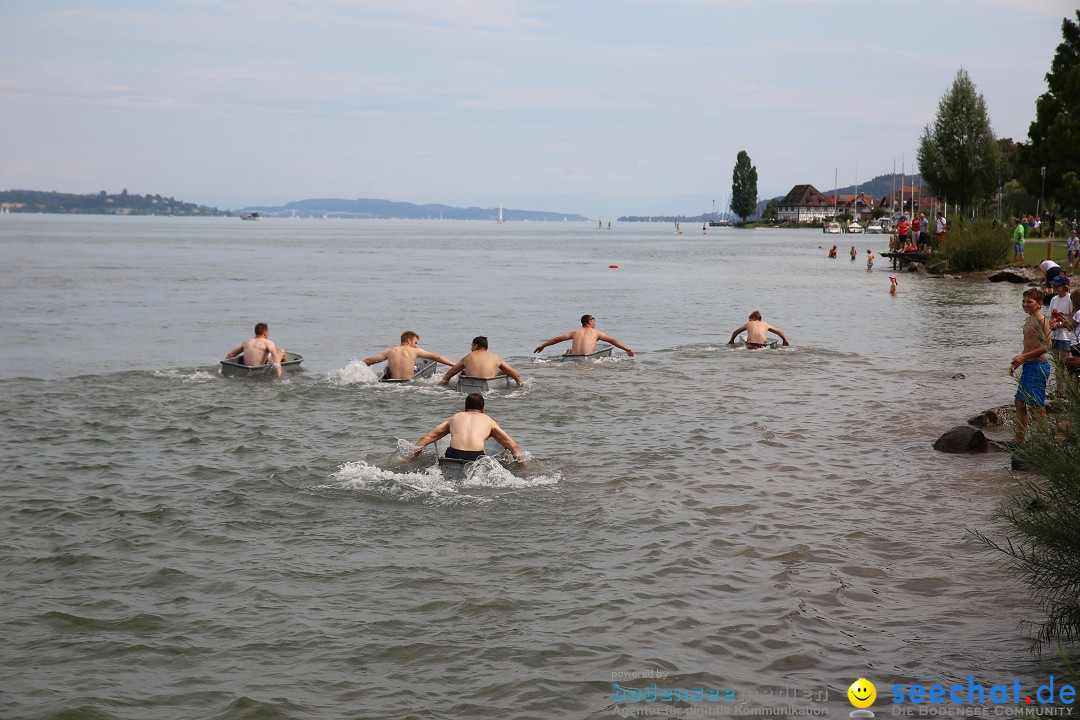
[976,361,1080,651]
[942,218,1010,272]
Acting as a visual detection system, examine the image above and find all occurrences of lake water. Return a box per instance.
[0,215,1055,719]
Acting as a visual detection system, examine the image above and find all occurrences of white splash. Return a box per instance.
[327,360,380,386]
[153,369,217,384]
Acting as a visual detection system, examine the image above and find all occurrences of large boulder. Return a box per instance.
[933,425,989,453]
[989,267,1035,283]
[904,262,926,273]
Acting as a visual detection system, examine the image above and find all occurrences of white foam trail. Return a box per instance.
[153,369,216,384]
[327,360,380,385]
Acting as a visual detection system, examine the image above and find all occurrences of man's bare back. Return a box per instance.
[742,320,776,344]
[727,312,790,346]
[441,349,523,384]
[238,337,279,366]
[365,333,453,380]
[226,324,285,377]
[402,396,525,463]
[534,315,634,357]
[446,411,505,451]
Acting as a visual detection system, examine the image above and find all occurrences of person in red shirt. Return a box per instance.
[896,216,910,252]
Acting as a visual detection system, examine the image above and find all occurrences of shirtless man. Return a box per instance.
[727,311,790,349]
[364,330,453,380]
[439,336,524,386]
[225,322,287,377]
[402,393,525,463]
[533,314,635,357]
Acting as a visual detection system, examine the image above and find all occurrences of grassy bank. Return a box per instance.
[976,358,1080,651]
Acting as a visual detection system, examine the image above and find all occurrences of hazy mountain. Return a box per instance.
[825,173,922,199]
[238,197,590,221]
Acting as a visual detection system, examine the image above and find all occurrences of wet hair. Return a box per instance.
[254,322,268,336]
[472,336,488,350]
[581,314,594,326]
[748,311,762,321]
[401,330,419,343]
[465,392,485,411]
[1022,287,1044,304]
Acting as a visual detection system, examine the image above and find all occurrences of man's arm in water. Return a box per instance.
[490,422,526,463]
[363,348,389,366]
[767,325,790,346]
[498,361,524,385]
[416,348,454,366]
[439,358,467,385]
[534,332,573,353]
[597,332,634,357]
[401,419,451,463]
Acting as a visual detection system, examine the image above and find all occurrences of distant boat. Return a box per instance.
[847,221,863,234]
[498,206,504,224]
[240,212,261,221]
[823,221,842,234]
[864,219,885,234]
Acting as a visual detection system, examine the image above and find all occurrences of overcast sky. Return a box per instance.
[0,1,1073,217]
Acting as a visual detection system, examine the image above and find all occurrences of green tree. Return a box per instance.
[730,150,758,222]
[998,138,1022,184]
[762,197,779,222]
[1020,11,1080,209]
[917,68,1002,216]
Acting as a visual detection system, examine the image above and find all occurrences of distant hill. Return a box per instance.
[0,189,226,216]
[239,197,590,222]
[825,173,922,199]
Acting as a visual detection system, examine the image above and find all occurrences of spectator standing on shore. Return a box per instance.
[936,212,947,247]
[919,214,930,251]
[910,215,921,249]
[1048,210,1057,239]
[1067,227,1080,271]
[1012,217,1026,267]
[897,216,910,251]
[1048,275,1074,398]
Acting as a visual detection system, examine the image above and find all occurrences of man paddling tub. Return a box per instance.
[401,393,526,464]
[226,322,287,377]
[440,336,524,386]
[727,311,790,349]
[533,314,635,357]
[364,330,454,380]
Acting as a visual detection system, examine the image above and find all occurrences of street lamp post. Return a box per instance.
[1041,166,1049,260]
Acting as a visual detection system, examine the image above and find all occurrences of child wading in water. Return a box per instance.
[866,249,874,271]
[1010,287,1052,445]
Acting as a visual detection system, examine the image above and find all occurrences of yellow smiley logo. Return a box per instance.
[847,678,876,708]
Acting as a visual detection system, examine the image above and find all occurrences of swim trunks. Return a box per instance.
[445,446,485,461]
[745,341,767,350]
[1015,359,1051,406]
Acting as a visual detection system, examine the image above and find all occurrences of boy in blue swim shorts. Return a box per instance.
[1010,287,1052,444]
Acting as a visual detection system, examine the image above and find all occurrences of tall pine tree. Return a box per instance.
[916,68,1002,217]
[730,151,758,222]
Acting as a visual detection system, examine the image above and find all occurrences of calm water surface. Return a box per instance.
[0,216,1053,719]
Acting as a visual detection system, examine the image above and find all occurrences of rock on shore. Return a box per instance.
[988,267,1037,283]
[933,425,989,453]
